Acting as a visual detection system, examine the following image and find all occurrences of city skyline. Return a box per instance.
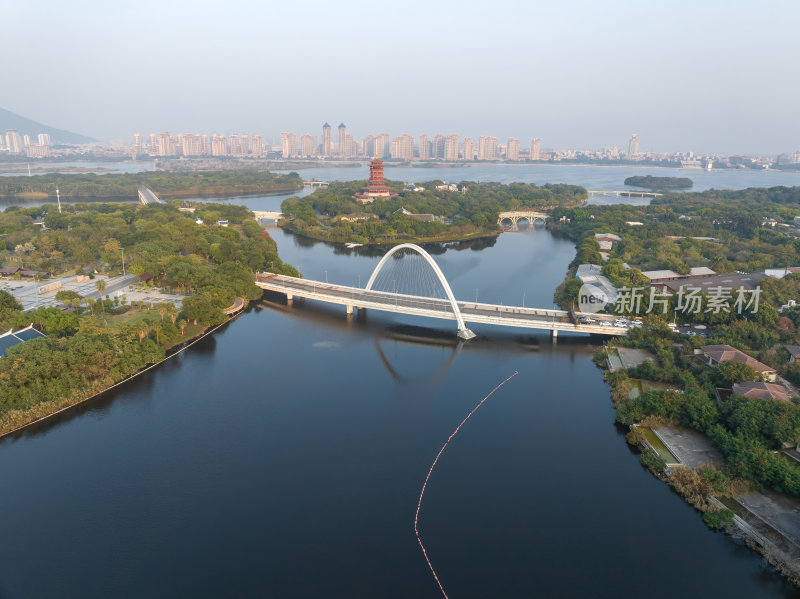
[1,1,799,154]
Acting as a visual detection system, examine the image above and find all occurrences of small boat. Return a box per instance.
[345,242,364,248]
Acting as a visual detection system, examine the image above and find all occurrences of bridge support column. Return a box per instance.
[551,329,558,342]
[346,304,353,315]
[286,293,293,305]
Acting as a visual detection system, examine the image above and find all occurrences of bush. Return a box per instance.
[702,508,734,529]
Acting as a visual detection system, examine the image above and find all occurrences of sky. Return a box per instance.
[2,0,798,155]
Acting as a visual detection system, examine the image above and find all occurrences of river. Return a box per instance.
[0,190,798,596]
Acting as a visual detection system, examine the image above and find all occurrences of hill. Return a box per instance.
[0,107,94,144]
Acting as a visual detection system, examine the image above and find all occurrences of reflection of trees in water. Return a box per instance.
[283,230,498,259]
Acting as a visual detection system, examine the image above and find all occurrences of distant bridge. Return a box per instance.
[497,210,549,226]
[303,180,329,188]
[253,211,282,222]
[255,243,626,340]
[137,185,164,205]
[586,189,663,198]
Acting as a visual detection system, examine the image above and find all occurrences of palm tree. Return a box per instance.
[95,279,107,313]
[157,303,167,321]
[137,322,149,343]
[177,318,187,337]
[166,302,178,325]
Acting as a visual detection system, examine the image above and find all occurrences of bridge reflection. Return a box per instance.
[257,294,598,384]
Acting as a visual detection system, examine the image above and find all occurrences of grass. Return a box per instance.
[638,426,680,464]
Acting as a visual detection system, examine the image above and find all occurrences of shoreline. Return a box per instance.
[278,223,502,247]
[594,349,800,589]
[0,310,244,442]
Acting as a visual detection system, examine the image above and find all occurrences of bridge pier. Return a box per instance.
[551,329,558,342]
[286,293,293,305]
[346,304,353,315]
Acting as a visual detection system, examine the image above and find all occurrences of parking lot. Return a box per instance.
[1,274,184,312]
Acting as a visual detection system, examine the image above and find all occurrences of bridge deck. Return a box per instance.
[255,274,626,336]
[137,185,164,205]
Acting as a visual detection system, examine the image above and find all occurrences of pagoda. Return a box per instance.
[355,157,397,203]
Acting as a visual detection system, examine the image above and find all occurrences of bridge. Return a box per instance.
[497,210,549,226]
[586,189,663,198]
[303,180,329,188]
[255,244,626,340]
[253,210,282,222]
[137,185,164,205]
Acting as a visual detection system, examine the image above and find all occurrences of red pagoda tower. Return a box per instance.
[355,157,397,203]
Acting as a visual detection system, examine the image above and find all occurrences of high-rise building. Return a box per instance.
[322,123,332,157]
[37,133,51,146]
[338,123,347,157]
[628,134,639,157]
[230,134,241,156]
[157,132,171,156]
[133,133,142,156]
[241,134,250,155]
[148,133,157,155]
[26,144,50,158]
[444,135,459,161]
[418,134,430,160]
[477,136,498,160]
[433,134,446,159]
[375,133,390,159]
[462,138,474,161]
[251,134,263,157]
[23,134,31,147]
[345,134,358,157]
[362,134,376,157]
[211,134,228,156]
[6,131,22,153]
[281,132,297,158]
[530,138,541,161]
[300,134,315,157]
[390,134,414,160]
[506,138,520,161]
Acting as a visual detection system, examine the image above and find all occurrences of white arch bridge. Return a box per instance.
[255,243,626,340]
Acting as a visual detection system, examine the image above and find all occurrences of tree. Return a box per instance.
[777,316,795,340]
[717,360,760,386]
[177,318,187,336]
[55,290,84,312]
[94,279,107,312]
[0,290,22,321]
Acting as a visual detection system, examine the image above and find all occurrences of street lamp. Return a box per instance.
[325,270,328,284]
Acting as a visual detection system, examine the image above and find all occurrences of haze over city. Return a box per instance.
[2,0,798,155]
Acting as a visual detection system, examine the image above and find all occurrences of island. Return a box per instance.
[0,169,303,200]
[280,178,587,245]
[624,175,693,190]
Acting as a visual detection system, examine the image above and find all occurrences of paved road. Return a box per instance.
[255,274,627,336]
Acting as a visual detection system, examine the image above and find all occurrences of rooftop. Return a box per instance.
[732,381,790,402]
[701,344,775,373]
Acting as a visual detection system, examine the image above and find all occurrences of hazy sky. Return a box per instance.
[2,0,798,154]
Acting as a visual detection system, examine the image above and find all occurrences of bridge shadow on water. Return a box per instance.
[258,290,600,380]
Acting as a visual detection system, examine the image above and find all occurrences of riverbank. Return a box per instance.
[278,221,502,246]
[595,345,800,588]
[0,307,245,441]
